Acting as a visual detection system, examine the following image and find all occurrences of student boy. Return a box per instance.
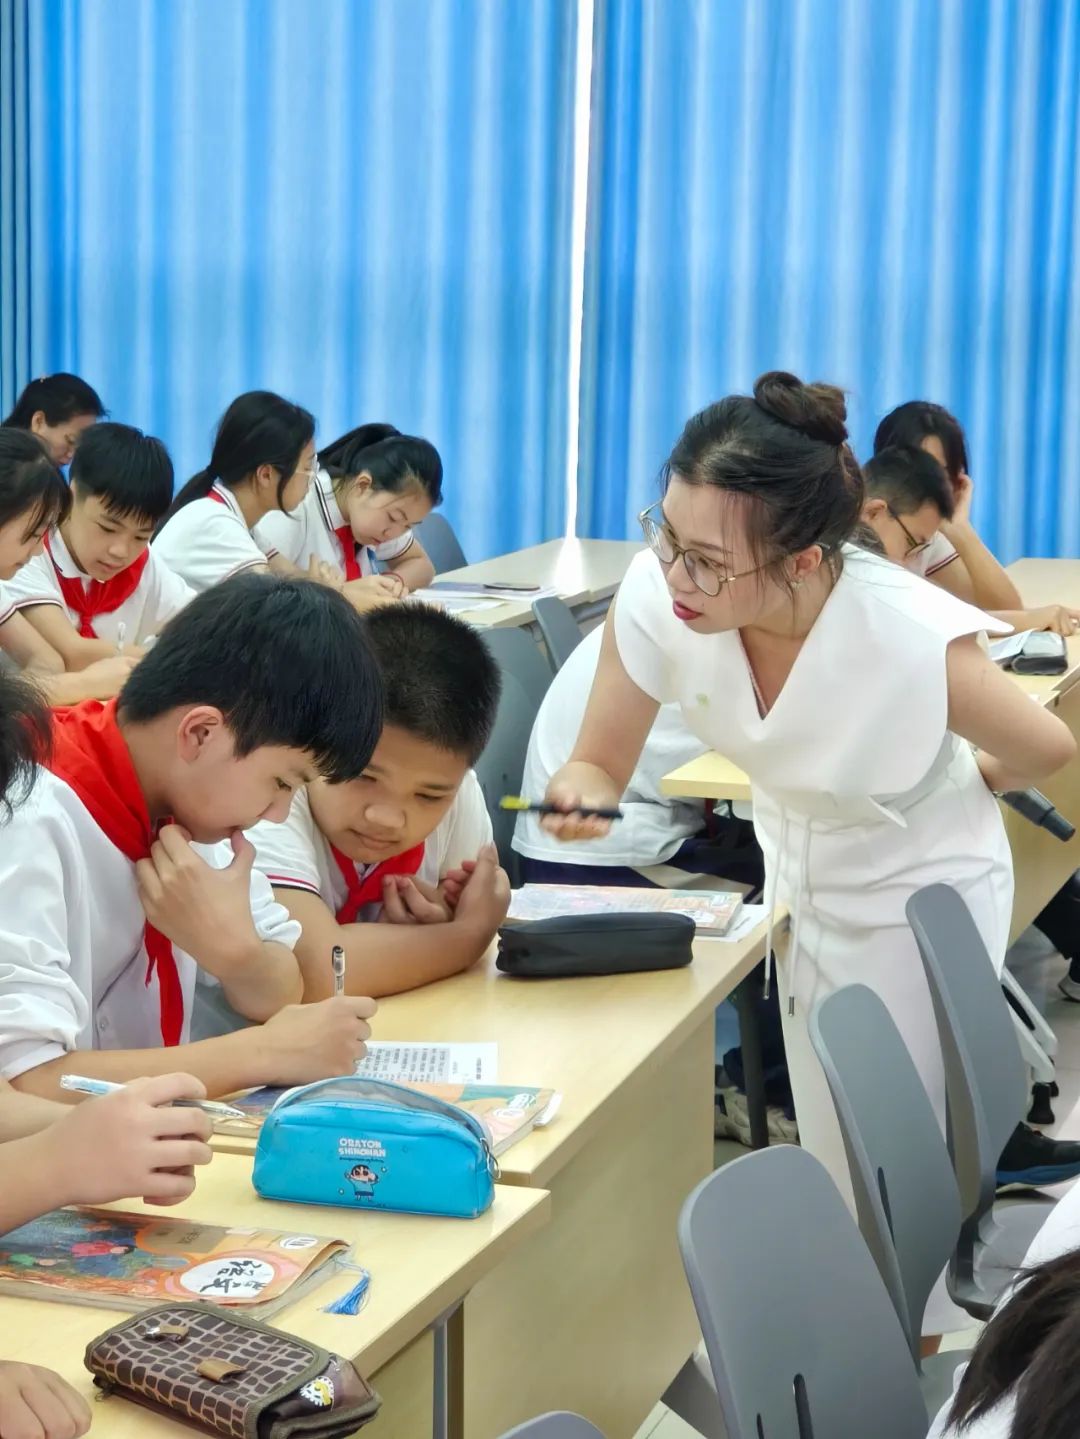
[246,604,510,1001]
[861,447,1080,635]
[0,572,383,1100]
[4,421,194,664]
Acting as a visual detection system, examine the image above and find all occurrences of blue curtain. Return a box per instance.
[578,0,1080,561]
[0,0,577,560]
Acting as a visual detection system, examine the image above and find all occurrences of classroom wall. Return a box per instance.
[577,0,1080,561]
[0,0,577,561]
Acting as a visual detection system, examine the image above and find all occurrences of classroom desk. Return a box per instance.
[215,919,770,1436]
[0,1155,549,1439]
[659,558,1080,942]
[439,537,643,630]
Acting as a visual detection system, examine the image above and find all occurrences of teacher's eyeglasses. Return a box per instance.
[639,502,765,597]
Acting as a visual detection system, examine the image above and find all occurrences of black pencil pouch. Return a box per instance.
[998,631,1068,675]
[495,912,695,978]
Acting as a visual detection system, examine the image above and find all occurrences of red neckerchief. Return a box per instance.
[333,526,362,581]
[330,842,426,924]
[45,533,149,640]
[45,699,184,1045]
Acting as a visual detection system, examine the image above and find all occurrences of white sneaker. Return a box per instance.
[1058,973,1080,1003]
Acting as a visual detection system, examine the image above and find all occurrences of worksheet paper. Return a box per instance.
[356,1042,498,1084]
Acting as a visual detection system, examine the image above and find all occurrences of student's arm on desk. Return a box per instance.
[934,475,1023,610]
[947,633,1077,792]
[275,845,510,999]
[386,535,435,591]
[991,605,1080,637]
[18,602,144,667]
[544,613,660,842]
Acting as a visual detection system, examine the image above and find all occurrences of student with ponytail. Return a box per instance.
[2,373,105,466]
[153,391,317,593]
[256,422,440,600]
[543,371,1074,1335]
[0,430,137,701]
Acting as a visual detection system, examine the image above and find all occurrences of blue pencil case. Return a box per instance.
[252,1077,497,1219]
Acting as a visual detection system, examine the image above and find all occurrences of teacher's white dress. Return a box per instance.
[614,547,1014,1330]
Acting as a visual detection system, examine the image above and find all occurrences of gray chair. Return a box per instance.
[907,884,1054,1317]
[532,595,584,671]
[674,1146,929,1439]
[414,513,468,574]
[476,628,553,874]
[809,984,970,1417]
[499,1416,604,1439]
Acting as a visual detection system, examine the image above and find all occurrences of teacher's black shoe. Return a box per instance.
[996,1123,1080,1194]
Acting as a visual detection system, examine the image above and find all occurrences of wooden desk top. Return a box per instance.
[441,538,643,629]
[0,1156,549,1433]
[215,919,771,1190]
[368,920,767,1189]
[660,557,1080,801]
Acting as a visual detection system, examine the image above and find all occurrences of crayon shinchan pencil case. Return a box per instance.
[252,1077,497,1219]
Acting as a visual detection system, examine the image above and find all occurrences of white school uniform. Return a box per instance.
[908,530,960,579]
[4,529,194,645]
[0,768,300,1079]
[512,625,708,869]
[249,771,492,915]
[0,582,15,628]
[928,1177,1080,1437]
[614,548,1013,1329]
[255,467,415,577]
[153,483,276,593]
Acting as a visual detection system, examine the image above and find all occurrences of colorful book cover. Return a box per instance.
[0,1208,347,1312]
[218,1083,560,1157]
[505,884,743,933]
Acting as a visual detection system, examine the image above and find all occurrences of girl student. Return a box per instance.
[153,390,318,593]
[2,373,106,467]
[0,430,136,701]
[543,372,1074,1335]
[256,422,440,601]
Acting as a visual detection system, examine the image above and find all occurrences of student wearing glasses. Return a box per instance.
[543,373,1076,1332]
[861,446,1080,635]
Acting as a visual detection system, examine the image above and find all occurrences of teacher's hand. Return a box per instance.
[541,762,622,842]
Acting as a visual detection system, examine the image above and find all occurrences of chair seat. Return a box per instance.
[949,1196,1055,1317]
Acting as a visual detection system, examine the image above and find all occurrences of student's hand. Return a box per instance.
[78,654,139,698]
[946,471,974,528]
[378,874,453,924]
[541,763,622,843]
[451,844,511,935]
[341,575,407,613]
[40,1073,213,1209]
[439,860,477,911]
[0,1361,91,1439]
[254,995,378,1084]
[306,554,344,590]
[136,826,264,980]
[1023,604,1080,636]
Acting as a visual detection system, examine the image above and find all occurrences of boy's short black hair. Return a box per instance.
[360,604,500,764]
[70,421,174,524]
[863,445,956,521]
[873,400,969,480]
[119,574,383,781]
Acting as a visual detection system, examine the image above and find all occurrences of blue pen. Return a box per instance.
[59,1074,250,1123]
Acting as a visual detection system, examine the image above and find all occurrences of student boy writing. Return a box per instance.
[0,666,214,1439]
[0,572,383,1101]
[4,421,194,664]
[245,604,509,1002]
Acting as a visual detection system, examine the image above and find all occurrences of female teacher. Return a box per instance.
[545,373,1074,1322]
